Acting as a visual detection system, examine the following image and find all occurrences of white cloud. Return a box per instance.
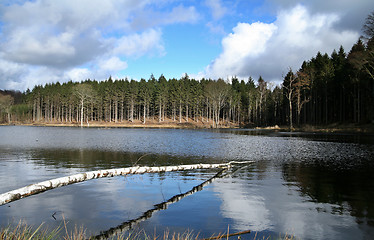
[130,4,200,29]
[264,0,374,31]
[203,5,359,82]
[205,0,228,20]
[99,57,128,72]
[205,21,277,79]
[113,28,165,58]
[206,22,226,35]
[165,5,200,24]
[65,68,93,82]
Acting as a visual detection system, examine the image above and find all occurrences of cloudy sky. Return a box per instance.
[0,0,373,91]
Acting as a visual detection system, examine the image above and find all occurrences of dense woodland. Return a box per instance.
[1,13,374,128]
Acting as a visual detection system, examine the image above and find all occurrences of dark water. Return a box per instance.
[0,126,374,239]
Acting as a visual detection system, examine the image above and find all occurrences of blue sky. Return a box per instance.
[0,0,373,91]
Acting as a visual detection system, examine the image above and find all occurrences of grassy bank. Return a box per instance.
[0,223,296,240]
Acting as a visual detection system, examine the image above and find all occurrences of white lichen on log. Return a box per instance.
[0,161,250,206]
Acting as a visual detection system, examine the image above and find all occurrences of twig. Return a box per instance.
[52,211,63,220]
[133,153,151,167]
[201,229,251,240]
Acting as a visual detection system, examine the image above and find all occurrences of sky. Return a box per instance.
[0,0,373,91]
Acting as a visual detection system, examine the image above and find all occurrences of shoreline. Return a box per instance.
[1,119,240,129]
[255,123,374,134]
[2,121,374,133]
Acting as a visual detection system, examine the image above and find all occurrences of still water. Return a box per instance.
[0,126,374,239]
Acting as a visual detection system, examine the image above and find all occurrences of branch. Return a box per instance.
[202,229,252,240]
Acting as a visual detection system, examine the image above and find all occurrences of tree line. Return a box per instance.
[1,12,374,128]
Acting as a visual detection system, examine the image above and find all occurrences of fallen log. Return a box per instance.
[0,161,251,206]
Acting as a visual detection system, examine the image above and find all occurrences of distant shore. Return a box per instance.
[1,119,239,129]
[2,120,374,133]
[255,123,374,133]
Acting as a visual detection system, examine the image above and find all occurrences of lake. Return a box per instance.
[0,126,374,239]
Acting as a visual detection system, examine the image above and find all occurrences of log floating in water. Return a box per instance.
[0,161,251,206]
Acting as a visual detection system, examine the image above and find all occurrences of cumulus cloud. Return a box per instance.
[113,29,165,58]
[99,57,128,72]
[0,0,197,90]
[265,0,374,31]
[204,5,359,82]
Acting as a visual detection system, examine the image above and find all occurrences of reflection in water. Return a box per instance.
[1,126,374,239]
[213,164,367,240]
[282,162,374,228]
[94,168,227,239]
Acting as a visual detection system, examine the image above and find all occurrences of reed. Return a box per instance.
[0,222,60,240]
[0,223,295,240]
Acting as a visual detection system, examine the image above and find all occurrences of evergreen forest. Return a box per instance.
[1,14,374,128]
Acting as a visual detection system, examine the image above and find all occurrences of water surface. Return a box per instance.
[0,126,373,239]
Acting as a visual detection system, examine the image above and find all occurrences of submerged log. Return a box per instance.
[93,167,229,239]
[0,161,251,206]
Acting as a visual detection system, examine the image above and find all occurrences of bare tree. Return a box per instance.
[283,69,296,129]
[362,10,374,40]
[257,76,267,125]
[205,79,230,128]
[295,71,311,125]
[74,83,95,127]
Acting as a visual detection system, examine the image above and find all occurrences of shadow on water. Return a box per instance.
[213,128,374,144]
[282,161,374,227]
[27,149,213,170]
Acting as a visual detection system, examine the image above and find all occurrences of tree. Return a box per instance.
[257,76,267,125]
[139,78,153,124]
[204,79,230,128]
[348,39,366,123]
[283,69,296,129]
[362,10,374,40]
[295,71,311,125]
[155,74,168,122]
[73,83,95,127]
[246,77,256,124]
[127,80,138,122]
[0,93,14,123]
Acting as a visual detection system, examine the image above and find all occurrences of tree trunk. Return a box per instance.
[179,100,182,123]
[80,99,84,127]
[130,99,134,122]
[143,103,146,124]
[289,94,293,129]
[0,161,251,206]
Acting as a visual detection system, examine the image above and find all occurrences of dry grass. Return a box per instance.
[10,116,240,129]
[0,222,60,240]
[0,222,297,240]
